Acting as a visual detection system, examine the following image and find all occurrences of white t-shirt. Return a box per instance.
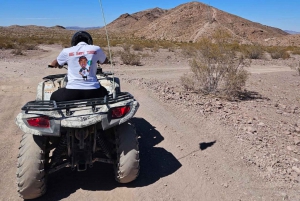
[56,42,106,89]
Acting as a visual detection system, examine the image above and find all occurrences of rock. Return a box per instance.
[295,127,300,133]
[222,183,229,188]
[247,118,253,124]
[287,146,295,151]
[294,136,300,145]
[292,166,300,174]
[258,122,265,127]
[245,126,256,133]
[280,192,288,200]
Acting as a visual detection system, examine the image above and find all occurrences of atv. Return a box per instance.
[15,66,140,199]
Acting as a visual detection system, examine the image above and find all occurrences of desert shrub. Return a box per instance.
[267,47,290,59]
[181,30,250,98]
[144,42,155,49]
[0,42,16,49]
[132,43,143,51]
[122,43,131,52]
[11,48,24,55]
[23,43,39,50]
[181,44,197,58]
[242,45,264,59]
[292,47,300,55]
[120,50,141,65]
[223,62,250,97]
[181,75,195,91]
[151,45,160,52]
[102,48,115,61]
[168,46,177,52]
[290,61,300,76]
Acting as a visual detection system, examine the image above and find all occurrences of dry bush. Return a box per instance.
[181,75,195,91]
[122,43,131,52]
[181,30,250,99]
[292,47,300,55]
[145,43,155,49]
[151,45,160,52]
[22,43,39,50]
[102,48,115,61]
[120,50,141,65]
[241,45,264,59]
[290,61,300,76]
[11,48,24,55]
[267,47,290,59]
[181,44,197,58]
[132,43,144,51]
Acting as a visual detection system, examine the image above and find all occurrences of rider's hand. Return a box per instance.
[49,59,59,68]
[48,64,56,68]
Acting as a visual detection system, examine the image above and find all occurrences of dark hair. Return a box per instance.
[78,56,88,62]
[71,31,93,46]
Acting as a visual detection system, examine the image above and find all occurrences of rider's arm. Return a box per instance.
[49,59,60,68]
[101,57,111,64]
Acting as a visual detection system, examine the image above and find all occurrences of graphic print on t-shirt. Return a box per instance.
[78,56,89,81]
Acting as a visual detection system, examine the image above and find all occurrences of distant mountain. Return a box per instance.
[66,26,102,30]
[284,30,300,35]
[106,2,288,44]
[105,7,168,32]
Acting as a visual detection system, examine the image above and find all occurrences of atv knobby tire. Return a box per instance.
[114,121,139,183]
[17,134,47,199]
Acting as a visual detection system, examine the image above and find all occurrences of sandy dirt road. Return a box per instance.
[0,45,299,201]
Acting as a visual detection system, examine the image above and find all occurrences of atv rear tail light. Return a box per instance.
[27,116,50,128]
[111,106,130,119]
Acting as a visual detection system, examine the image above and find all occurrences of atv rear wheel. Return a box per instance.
[114,121,139,183]
[16,134,48,199]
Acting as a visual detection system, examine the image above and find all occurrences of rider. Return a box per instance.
[49,31,110,102]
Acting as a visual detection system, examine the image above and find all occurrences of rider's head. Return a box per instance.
[71,31,93,46]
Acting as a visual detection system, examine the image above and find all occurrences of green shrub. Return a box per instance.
[181,30,250,99]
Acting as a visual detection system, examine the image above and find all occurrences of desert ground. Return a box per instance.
[0,45,300,201]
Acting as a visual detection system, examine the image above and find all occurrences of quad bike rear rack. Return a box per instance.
[21,92,133,114]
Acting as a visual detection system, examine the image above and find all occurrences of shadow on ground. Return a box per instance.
[199,141,216,151]
[32,117,181,201]
[237,90,269,101]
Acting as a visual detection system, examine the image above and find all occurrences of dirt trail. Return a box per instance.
[0,45,299,201]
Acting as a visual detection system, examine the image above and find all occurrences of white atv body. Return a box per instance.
[15,69,140,199]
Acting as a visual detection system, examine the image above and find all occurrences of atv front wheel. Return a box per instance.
[114,121,139,183]
[16,134,48,199]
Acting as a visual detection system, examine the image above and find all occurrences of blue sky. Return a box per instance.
[1,0,299,31]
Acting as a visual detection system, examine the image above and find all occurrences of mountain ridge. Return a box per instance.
[105,2,291,45]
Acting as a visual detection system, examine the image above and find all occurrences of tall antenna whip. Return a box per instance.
[98,0,116,97]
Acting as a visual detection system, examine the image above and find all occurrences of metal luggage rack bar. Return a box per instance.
[21,92,133,112]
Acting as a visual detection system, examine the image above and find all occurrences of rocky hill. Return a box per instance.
[105,7,168,33]
[106,2,290,45]
[1,2,298,46]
